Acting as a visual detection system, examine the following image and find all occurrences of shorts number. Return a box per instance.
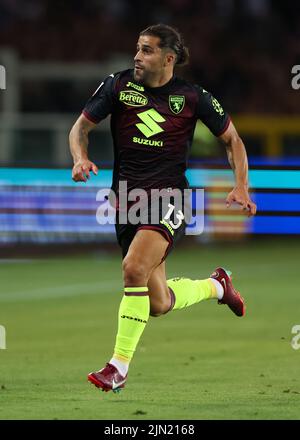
[164,203,184,229]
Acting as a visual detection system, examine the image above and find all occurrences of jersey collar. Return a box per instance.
[130,70,176,94]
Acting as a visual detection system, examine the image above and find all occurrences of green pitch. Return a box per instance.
[0,238,299,420]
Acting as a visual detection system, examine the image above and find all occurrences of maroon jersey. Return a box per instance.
[83,69,230,194]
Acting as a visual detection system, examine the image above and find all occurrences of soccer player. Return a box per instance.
[69,24,257,393]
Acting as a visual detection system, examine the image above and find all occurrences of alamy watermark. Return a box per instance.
[291,65,300,90]
[0,65,6,90]
[0,325,6,349]
[291,325,300,350]
[95,182,204,235]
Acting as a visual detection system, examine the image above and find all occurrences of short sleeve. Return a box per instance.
[195,86,230,136]
[82,74,117,124]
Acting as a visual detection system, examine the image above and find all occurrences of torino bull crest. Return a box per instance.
[169,95,185,114]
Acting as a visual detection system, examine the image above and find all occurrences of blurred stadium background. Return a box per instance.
[1,0,300,244]
[0,0,300,420]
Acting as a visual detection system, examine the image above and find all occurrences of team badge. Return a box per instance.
[169,95,185,114]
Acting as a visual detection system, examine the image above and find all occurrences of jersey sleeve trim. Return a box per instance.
[217,115,231,136]
[82,110,99,124]
[82,73,119,124]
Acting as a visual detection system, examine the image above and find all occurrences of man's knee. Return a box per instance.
[149,298,170,317]
[150,308,164,317]
[122,256,149,286]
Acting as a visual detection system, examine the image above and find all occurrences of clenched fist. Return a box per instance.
[226,186,257,217]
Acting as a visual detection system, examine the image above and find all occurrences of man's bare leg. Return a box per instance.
[147,262,172,316]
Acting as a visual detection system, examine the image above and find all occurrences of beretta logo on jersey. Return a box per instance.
[169,95,185,114]
[119,90,148,107]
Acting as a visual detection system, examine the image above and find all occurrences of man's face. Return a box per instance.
[133,35,169,84]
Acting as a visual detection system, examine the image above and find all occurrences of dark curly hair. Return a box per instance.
[140,24,189,66]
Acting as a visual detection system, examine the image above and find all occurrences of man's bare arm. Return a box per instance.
[219,121,257,217]
[69,114,98,182]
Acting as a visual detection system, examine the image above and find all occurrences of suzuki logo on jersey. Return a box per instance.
[135,108,166,138]
[169,95,185,114]
[119,90,148,107]
[133,137,163,147]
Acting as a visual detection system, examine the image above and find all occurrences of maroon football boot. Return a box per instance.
[88,363,127,393]
[210,267,245,317]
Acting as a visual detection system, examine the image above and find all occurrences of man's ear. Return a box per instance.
[164,52,176,66]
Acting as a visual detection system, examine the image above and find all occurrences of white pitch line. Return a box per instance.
[0,280,122,303]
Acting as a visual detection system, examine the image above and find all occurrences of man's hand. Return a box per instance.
[226,186,257,217]
[72,159,98,182]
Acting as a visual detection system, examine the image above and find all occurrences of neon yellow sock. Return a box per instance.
[113,287,149,362]
[167,277,217,311]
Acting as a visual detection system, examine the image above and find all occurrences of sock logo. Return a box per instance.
[171,277,185,282]
[121,315,147,324]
